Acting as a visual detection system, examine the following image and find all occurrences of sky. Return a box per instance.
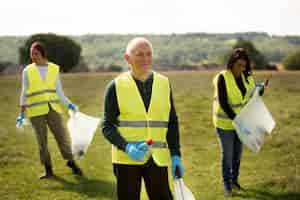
[1,0,300,36]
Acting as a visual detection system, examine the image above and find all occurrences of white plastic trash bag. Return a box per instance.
[67,111,100,159]
[233,88,275,152]
[174,178,195,200]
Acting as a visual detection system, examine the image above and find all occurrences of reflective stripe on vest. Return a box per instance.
[26,89,57,97]
[117,120,169,128]
[213,97,245,108]
[113,71,171,166]
[215,113,229,119]
[26,99,60,108]
[128,141,168,148]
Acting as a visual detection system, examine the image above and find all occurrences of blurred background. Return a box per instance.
[1,0,300,74]
[0,0,299,200]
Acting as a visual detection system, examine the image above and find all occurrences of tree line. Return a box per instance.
[1,32,300,73]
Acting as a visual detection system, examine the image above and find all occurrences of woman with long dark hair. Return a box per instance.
[16,41,83,179]
[212,48,264,197]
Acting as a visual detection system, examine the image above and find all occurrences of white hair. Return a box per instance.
[125,37,153,55]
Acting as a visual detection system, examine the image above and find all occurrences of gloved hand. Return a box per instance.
[171,155,184,179]
[125,142,148,161]
[136,141,148,152]
[68,103,78,112]
[240,123,251,135]
[256,82,265,96]
[16,112,25,127]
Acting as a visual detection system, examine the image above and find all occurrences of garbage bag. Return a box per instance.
[67,111,100,159]
[233,88,275,152]
[174,178,195,200]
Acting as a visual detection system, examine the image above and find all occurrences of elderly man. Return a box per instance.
[101,37,184,200]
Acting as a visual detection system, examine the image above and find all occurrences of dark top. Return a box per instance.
[101,72,181,156]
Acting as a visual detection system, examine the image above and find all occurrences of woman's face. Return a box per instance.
[232,59,246,77]
[30,47,44,64]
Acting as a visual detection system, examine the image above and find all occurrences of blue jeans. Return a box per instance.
[216,128,243,190]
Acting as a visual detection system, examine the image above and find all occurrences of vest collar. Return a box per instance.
[129,70,153,83]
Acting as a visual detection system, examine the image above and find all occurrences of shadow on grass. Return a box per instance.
[233,183,300,200]
[235,190,300,200]
[47,175,115,199]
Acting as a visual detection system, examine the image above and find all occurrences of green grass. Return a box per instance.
[0,71,299,200]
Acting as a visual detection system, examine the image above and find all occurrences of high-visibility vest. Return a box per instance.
[212,70,255,130]
[25,62,62,118]
[113,71,171,166]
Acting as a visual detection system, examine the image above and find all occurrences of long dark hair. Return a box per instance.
[31,41,47,58]
[227,48,252,82]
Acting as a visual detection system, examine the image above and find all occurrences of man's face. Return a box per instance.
[126,42,152,74]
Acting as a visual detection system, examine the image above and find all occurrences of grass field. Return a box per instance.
[0,71,299,200]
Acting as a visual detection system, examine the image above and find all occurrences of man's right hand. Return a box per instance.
[125,142,148,161]
[171,155,184,179]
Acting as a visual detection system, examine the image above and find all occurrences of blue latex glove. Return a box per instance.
[68,103,78,112]
[256,82,265,96]
[125,142,148,161]
[240,123,251,135]
[136,141,148,152]
[16,112,25,127]
[171,155,184,179]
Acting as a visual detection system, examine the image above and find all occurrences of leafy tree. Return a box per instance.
[0,32,297,71]
[107,64,123,72]
[220,38,269,69]
[233,38,269,69]
[282,51,300,70]
[19,33,81,72]
[0,61,7,73]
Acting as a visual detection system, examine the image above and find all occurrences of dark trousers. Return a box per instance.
[216,128,243,190]
[113,157,173,200]
[30,106,73,167]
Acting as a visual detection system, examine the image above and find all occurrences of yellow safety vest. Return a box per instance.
[25,62,62,118]
[212,70,255,130]
[113,71,171,166]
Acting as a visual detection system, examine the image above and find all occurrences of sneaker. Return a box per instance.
[224,188,232,197]
[232,182,245,191]
[66,160,83,176]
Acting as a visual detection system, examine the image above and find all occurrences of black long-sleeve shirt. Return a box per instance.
[101,72,181,156]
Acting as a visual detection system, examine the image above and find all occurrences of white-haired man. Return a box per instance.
[101,37,184,199]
